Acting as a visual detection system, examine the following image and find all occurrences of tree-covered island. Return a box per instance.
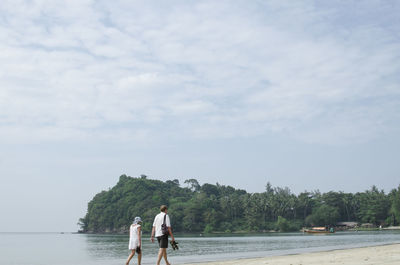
[78,175,400,234]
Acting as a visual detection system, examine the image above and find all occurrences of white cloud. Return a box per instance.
[0,0,399,144]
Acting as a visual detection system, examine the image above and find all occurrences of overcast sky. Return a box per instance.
[1,0,399,232]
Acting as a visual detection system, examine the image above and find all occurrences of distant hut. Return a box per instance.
[361,223,375,228]
[336,221,358,230]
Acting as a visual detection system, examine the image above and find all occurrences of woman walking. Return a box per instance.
[126,217,142,265]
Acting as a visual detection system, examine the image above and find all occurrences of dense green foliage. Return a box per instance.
[79,175,400,233]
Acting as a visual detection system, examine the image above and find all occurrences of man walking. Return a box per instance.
[151,205,175,265]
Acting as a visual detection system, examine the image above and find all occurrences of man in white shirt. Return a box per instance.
[151,205,175,265]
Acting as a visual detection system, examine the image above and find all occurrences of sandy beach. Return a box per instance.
[183,243,400,265]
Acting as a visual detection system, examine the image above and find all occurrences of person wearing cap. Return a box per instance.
[151,205,175,265]
[126,216,142,265]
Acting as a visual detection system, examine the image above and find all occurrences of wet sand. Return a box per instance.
[183,243,400,265]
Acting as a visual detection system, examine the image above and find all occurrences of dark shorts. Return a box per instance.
[157,235,168,248]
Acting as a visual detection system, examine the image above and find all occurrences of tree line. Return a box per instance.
[78,174,400,233]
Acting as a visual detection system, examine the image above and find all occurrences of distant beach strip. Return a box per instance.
[183,243,400,265]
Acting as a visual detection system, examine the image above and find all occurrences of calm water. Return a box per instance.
[1,231,400,265]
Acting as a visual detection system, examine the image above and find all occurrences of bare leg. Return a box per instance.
[126,250,135,265]
[156,248,163,265]
[163,249,170,265]
[137,251,142,265]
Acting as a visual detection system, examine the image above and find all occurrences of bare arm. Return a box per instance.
[168,226,175,242]
[151,226,155,242]
[137,226,141,246]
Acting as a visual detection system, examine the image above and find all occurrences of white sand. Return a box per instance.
[183,243,400,265]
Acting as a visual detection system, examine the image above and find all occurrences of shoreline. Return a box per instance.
[182,243,400,265]
[76,226,400,235]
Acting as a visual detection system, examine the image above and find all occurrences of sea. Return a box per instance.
[1,230,400,265]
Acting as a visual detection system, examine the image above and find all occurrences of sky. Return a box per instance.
[0,0,399,232]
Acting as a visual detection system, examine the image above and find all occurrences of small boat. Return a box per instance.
[304,227,335,234]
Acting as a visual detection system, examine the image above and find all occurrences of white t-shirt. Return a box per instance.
[153,212,171,237]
